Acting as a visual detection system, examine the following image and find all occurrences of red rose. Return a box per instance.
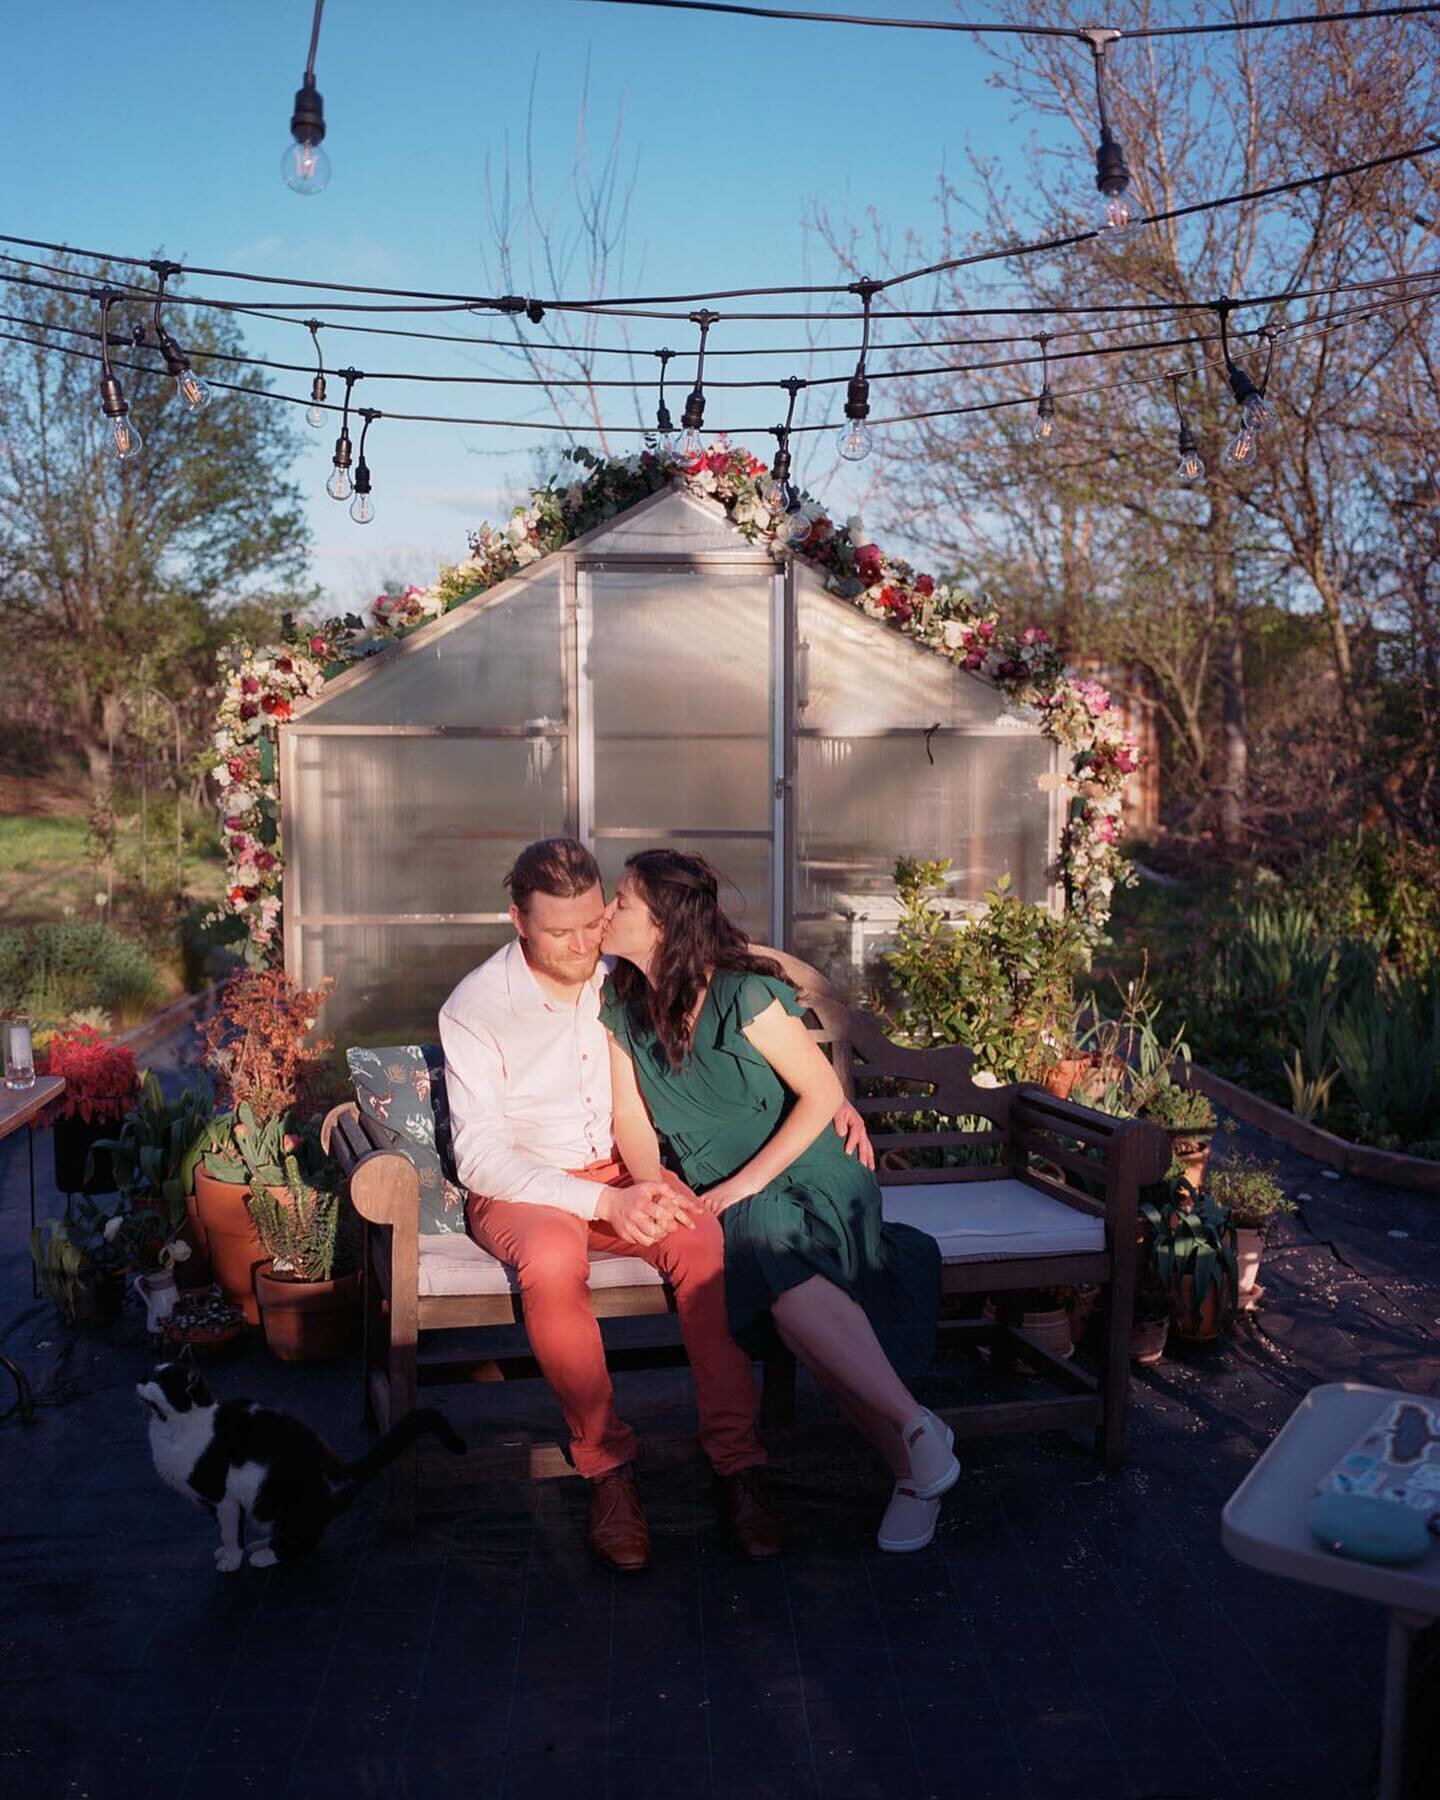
[309,635,327,655]
[891,597,914,624]
[260,694,292,718]
[855,544,884,581]
[254,849,276,871]
[223,815,244,830]
[228,886,248,904]
[915,574,935,597]
[239,702,258,722]
[879,585,905,611]
[275,656,293,673]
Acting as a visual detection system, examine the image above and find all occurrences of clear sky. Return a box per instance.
[3,0,1053,610]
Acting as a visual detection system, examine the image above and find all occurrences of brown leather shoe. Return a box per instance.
[588,1468,650,1573]
[717,1466,782,1562]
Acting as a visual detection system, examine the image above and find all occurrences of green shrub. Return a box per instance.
[0,922,161,1027]
[884,860,1089,1083]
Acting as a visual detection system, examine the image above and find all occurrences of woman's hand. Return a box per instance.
[700,1178,754,1215]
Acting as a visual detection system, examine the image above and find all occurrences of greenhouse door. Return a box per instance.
[575,561,783,941]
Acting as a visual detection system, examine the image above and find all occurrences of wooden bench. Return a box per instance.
[322,950,1169,1528]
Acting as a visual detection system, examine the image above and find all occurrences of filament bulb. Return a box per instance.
[282,138,332,196]
[1225,426,1260,468]
[1242,391,1276,431]
[836,420,873,463]
[676,427,705,460]
[1176,447,1206,486]
[176,369,211,413]
[325,464,353,501]
[349,491,374,525]
[107,413,143,461]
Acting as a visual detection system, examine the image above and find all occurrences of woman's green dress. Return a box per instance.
[599,968,939,1377]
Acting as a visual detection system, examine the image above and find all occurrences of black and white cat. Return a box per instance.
[137,1358,466,1570]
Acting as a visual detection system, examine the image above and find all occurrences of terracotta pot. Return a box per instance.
[1042,1055,1092,1101]
[1235,1227,1264,1295]
[981,1297,1074,1361]
[1074,1055,1128,1104]
[1168,1132,1213,1191]
[193,1168,265,1325]
[176,1191,211,1290]
[1131,1315,1169,1364]
[1169,1270,1232,1343]
[1068,1283,1101,1349]
[255,1264,362,1361]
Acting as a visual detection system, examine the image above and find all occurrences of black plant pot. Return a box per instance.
[52,1113,123,1195]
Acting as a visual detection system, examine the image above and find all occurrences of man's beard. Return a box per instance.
[523,938,600,985]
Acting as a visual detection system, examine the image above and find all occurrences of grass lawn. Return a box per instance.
[0,812,226,928]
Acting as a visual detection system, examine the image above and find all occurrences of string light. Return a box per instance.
[326,367,360,499]
[836,278,878,461]
[652,347,677,454]
[304,319,327,426]
[95,289,142,461]
[1032,333,1057,442]
[1168,370,1205,485]
[350,408,378,523]
[282,0,331,195]
[764,376,811,540]
[148,261,210,413]
[1217,300,1280,465]
[1085,30,1140,238]
[677,309,718,458]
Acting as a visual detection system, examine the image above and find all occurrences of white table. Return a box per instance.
[1222,1382,1440,1800]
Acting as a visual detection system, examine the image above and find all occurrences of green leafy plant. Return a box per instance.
[201,1101,290,1186]
[246,1155,339,1282]
[94,1073,212,1271]
[884,860,1089,1083]
[0,922,160,1027]
[1204,1155,1297,1235]
[1140,1078,1217,1135]
[1327,977,1440,1149]
[1140,1179,1238,1340]
[29,1193,131,1320]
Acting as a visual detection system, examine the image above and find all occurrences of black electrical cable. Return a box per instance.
[579,0,1440,42]
[1,275,1430,438]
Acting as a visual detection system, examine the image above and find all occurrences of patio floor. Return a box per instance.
[3,1026,1438,1800]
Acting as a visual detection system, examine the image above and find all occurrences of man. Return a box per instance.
[439,837,872,1573]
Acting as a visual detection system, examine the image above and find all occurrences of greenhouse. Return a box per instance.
[279,483,1062,1045]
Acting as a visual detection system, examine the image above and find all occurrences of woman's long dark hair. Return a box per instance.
[611,849,788,1070]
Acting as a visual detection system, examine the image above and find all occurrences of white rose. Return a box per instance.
[941,621,967,650]
[846,514,866,541]
[506,515,531,546]
[103,1216,125,1242]
[513,540,541,566]
[167,1237,193,1264]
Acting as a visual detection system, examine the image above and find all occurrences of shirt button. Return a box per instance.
[582,1053,588,1062]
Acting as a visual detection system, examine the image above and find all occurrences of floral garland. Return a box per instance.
[212,442,1140,962]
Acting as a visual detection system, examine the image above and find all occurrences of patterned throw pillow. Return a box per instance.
[345,1044,468,1236]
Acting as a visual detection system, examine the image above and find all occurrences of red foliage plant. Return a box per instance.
[41,1026,140,1122]
[199,969,335,1124]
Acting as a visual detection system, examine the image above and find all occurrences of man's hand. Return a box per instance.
[595,1178,699,1246]
[832,1099,876,1170]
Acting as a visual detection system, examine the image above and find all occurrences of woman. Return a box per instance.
[599,848,957,1552]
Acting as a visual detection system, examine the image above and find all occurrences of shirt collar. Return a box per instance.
[505,937,610,1015]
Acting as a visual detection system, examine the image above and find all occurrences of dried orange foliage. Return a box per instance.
[199,968,335,1123]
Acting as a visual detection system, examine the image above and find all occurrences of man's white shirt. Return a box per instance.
[439,938,616,1220]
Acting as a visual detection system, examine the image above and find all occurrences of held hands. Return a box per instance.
[596,1175,700,1247]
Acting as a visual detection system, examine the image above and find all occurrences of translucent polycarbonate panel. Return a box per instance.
[302,564,566,728]
[588,566,772,832]
[795,732,1056,914]
[288,734,566,917]
[594,835,772,941]
[791,918,871,1004]
[299,923,513,1048]
[587,484,766,555]
[794,567,1012,733]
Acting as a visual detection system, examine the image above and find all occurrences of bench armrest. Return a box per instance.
[324,1100,421,1303]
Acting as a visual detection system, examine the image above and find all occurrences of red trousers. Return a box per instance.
[467,1161,764,1481]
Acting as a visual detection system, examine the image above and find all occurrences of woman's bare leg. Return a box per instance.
[770,1274,920,1472]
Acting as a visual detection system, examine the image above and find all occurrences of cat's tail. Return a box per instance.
[330,1409,467,1508]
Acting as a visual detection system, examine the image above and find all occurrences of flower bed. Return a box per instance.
[212,443,1141,963]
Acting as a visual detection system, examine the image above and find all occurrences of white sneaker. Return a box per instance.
[901,1410,960,1499]
[878,1482,941,1553]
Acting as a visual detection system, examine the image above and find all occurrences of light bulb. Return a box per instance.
[657,432,677,459]
[349,491,374,525]
[785,507,812,545]
[676,426,705,460]
[326,464,352,501]
[281,138,332,196]
[176,370,211,413]
[1033,409,1056,444]
[1176,447,1206,485]
[107,412,143,461]
[1098,189,1141,238]
[306,402,326,429]
[760,476,786,512]
[836,419,873,462]
[1242,391,1276,431]
[1225,426,1260,467]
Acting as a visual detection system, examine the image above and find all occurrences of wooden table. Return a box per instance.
[0,1074,62,1422]
[1222,1382,1440,1800]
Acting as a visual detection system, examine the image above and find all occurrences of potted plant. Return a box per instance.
[1204,1154,1296,1303]
[194,970,334,1322]
[1140,1179,1239,1345]
[40,1024,139,1194]
[94,1072,213,1291]
[159,1287,247,1359]
[29,1193,132,1324]
[982,1286,1076,1361]
[1140,1078,1218,1189]
[1131,1290,1170,1364]
[250,1156,360,1360]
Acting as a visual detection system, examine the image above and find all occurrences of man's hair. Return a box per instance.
[504,837,603,912]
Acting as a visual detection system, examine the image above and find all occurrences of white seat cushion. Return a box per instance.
[416,1176,1101,1299]
[418,1231,664,1300]
[882,1178,1103,1263]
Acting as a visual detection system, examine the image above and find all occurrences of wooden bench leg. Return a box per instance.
[385,1258,420,1532]
[760,1344,796,1428]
